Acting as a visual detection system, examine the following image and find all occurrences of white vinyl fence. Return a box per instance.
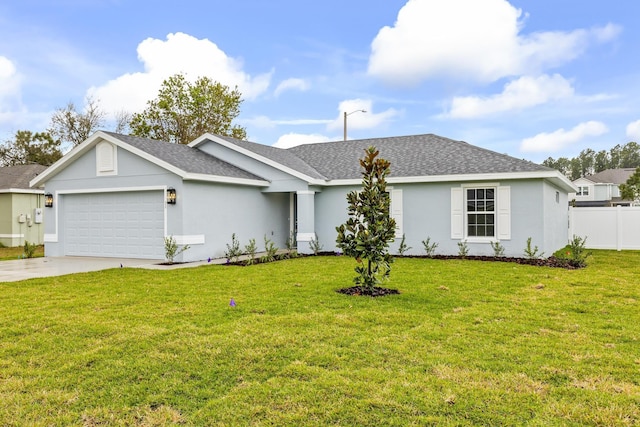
[569,206,640,250]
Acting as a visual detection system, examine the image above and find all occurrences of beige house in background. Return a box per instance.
[0,164,47,247]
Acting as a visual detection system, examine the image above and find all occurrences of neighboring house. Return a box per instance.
[569,168,636,207]
[0,164,47,247]
[30,131,575,262]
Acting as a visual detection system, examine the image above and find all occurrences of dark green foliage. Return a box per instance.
[543,142,640,180]
[619,166,640,201]
[0,131,62,166]
[129,73,246,144]
[554,235,590,268]
[336,147,396,289]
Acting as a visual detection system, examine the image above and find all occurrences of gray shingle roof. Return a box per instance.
[0,164,47,189]
[213,135,326,180]
[286,134,552,180]
[585,168,636,185]
[104,132,554,184]
[104,132,265,181]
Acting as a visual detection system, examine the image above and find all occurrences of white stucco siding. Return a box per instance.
[194,141,310,192]
[314,179,564,258]
[180,181,290,261]
[543,181,570,254]
[49,145,178,192]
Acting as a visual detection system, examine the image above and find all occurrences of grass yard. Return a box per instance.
[0,245,44,261]
[0,251,639,426]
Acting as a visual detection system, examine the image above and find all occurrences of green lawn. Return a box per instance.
[0,245,44,261]
[1,251,639,426]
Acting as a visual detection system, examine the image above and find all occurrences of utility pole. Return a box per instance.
[343,109,366,141]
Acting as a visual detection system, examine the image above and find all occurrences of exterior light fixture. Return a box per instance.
[343,109,367,141]
[166,188,177,205]
[44,193,53,208]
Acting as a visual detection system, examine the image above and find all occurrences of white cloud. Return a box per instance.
[274,78,309,97]
[326,99,399,132]
[626,120,640,141]
[273,133,332,149]
[88,32,272,117]
[368,0,621,85]
[447,74,575,118]
[520,121,609,152]
[0,56,24,129]
[0,56,20,102]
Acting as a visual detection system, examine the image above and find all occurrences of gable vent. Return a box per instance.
[96,141,117,175]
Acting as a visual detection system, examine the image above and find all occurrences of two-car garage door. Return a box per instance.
[63,191,165,259]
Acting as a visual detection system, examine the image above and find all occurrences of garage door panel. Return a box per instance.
[64,191,165,259]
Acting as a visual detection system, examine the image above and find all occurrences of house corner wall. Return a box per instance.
[542,181,570,255]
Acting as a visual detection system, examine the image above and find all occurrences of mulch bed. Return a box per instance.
[406,254,583,269]
[336,286,401,297]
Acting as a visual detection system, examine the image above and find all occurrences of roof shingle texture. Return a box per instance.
[214,135,326,180]
[105,132,265,181]
[107,132,553,182]
[286,134,552,180]
[586,168,636,184]
[0,164,48,189]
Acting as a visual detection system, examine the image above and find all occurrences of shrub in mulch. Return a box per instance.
[335,254,583,297]
[409,254,584,269]
[336,286,400,297]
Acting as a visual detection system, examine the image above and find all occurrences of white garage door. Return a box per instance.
[63,191,165,259]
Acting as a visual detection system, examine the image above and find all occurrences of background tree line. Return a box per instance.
[542,142,640,181]
[0,73,246,167]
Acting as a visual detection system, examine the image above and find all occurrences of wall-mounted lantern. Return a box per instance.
[166,188,177,205]
[44,193,54,208]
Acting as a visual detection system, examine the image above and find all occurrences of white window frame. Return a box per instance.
[451,184,510,241]
[388,187,403,238]
[466,186,497,240]
[576,186,589,196]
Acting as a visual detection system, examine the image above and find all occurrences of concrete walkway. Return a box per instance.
[0,256,222,283]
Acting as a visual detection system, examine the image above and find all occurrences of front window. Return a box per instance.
[467,188,495,237]
[577,186,589,196]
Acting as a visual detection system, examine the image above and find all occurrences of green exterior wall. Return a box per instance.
[0,192,45,247]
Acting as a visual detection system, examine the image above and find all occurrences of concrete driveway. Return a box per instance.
[0,257,165,283]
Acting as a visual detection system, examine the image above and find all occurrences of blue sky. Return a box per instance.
[1,0,639,163]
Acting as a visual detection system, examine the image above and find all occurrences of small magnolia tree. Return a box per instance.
[336,146,396,290]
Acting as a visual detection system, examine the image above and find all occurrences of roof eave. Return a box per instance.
[30,131,196,188]
[190,133,326,185]
[0,188,45,194]
[324,170,578,192]
[183,173,269,187]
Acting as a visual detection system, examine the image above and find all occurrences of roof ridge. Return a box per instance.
[213,134,328,180]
